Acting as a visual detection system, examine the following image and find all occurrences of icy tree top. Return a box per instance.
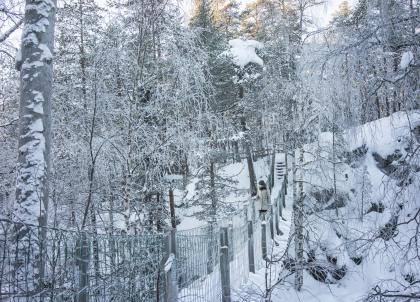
[226,39,263,68]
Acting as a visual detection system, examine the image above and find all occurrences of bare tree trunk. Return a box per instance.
[233,141,241,162]
[81,75,98,229]
[109,189,115,233]
[169,187,177,229]
[241,116,257,197]
[78,0,88,109]
[124,102,133,233]
[294,147,304,291]
[360,167,365,222]
[210,161,217,220]
[285,144,288,192]
[237,83,257,196]
[332,122,338,217]
[292,150,297,204]
[123,169,132,232]
[182,153,189,189]
[270,141,276,190]
[375,95,381,119]
[90,197,100,284]
[80,69,101,286]
[13,0,56,292]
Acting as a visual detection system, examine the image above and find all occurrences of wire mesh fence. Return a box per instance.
[0,174,287,301]
[176,224,222,302]
[253,219,264,272]
[0,219,167,302]
[229,223,249,290]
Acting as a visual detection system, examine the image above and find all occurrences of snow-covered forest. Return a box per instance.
[0,0,419,301]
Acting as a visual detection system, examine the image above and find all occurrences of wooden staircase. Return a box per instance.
[275,161,286,180]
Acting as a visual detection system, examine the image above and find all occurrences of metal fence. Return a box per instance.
[0,176,287,302]
[229,223,249,290]
[0,219,168,302]
[176,225,222,302]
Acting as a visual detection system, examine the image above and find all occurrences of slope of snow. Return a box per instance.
[237,111,420,301]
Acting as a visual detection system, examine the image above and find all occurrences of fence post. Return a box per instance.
[220,228,231,302]
[269,205,274,240]
[261,222,267,260]
[166,229,178,302]
[274,201,281,235]
[252,199,256,222]
[228,223,234,262]
[247,221,255,273]
[244,204,248,223]
[169,228,176,255]
[278,192,283,218]
[282,182,286,208]
[220,226,229,258]
[270,148,276,190]
[207,221,215,274]
[76,232,89,302]
[284,154,288,195]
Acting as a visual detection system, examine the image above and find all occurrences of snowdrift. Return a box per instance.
[273,111,420,301]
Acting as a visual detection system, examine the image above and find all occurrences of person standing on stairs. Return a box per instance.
[257,180,270,221]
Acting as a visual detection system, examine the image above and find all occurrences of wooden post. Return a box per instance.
[275,202,281,235]
[285,176,288,195]
[262,222,267,260]
[270,147,276,190]
[247,221,255,273]
[252,199,256,222]
[220,227,231,261]
[278,192,283,218]
[282,182,286,208]
[76,232,89,302]
[220,245,231,302]
[243,204,248,223]
[269,205,274,240]
[165,230,178,302]
[169,228,176,255]
[228,223,234,262]
[219,226,228,247]
[207,222,215,274]
[284,153,288,195]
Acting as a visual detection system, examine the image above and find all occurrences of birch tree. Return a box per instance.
[13,0,56,292]
[14,0,56,226]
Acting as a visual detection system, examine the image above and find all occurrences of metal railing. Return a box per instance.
[0,219,168,301]
[0,171,288,302]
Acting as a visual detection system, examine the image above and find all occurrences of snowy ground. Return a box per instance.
[235,111,420,302]
[174,111,420,302]
[233,154,294,302]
